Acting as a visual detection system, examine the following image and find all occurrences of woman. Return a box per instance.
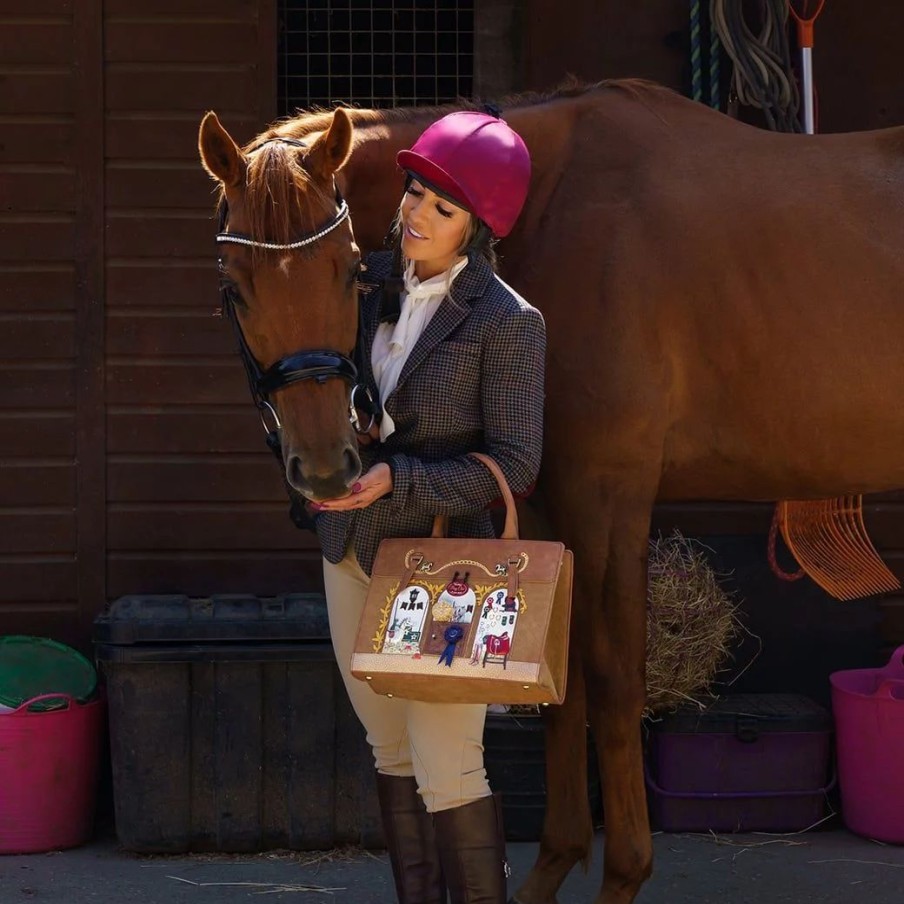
[312,110,545,904]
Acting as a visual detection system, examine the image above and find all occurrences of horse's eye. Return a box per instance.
[219,276,247,309]
[347,259,362,288]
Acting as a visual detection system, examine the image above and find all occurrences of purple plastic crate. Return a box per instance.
[645,694,834,832]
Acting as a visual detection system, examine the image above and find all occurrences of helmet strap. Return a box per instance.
[465,220,493,253]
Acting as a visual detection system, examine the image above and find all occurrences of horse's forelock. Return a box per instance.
[242,142,335,259]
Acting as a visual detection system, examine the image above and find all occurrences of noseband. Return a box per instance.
[215,137,374,468]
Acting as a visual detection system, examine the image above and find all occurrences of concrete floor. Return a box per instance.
[1,828,903,903]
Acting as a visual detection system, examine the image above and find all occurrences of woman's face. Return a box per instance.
[399,178,472,280]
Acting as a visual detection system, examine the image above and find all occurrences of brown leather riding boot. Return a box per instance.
[432,793,509,904]
[375,773,447,904]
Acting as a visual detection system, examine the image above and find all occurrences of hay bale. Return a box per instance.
[502,532,746,718]
[645,531,744,716]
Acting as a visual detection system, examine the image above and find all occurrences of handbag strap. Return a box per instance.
[430,452,520,540]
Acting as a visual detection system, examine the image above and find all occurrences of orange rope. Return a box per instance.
[768,504,805,581]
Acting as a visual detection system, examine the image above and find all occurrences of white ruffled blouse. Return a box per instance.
[370,257,468,441]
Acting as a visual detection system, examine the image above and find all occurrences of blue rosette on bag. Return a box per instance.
[437,625,464,667]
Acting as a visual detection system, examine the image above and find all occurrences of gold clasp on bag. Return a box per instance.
[495,554,528,576]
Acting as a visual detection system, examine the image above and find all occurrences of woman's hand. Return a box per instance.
[312,463,392,512]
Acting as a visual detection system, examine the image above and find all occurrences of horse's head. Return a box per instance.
[198,109,364,502]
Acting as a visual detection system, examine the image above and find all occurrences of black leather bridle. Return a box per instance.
[215,137,374,507]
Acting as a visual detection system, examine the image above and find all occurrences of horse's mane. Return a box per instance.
[228,77,668,250]
[276,77,669,138]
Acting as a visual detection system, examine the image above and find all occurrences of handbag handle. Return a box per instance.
[430,452,519,540]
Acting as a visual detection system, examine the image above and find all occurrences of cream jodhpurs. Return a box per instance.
[323,550,491,813]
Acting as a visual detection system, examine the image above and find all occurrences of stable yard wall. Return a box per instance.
[100,0,324,608]
[2,0,903,666]
[0,0,323,652]
[1,1,95,647]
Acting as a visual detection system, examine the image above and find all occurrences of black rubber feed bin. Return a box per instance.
[94,594,381,853]
[484,711,603,841]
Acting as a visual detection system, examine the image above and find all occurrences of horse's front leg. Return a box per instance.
[586,490,655,904]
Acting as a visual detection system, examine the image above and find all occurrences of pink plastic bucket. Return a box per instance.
[831,645,904,843]
[0,693,105,853]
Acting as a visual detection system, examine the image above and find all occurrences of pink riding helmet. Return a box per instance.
[396,111,531,238]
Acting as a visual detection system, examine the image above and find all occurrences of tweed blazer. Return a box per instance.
[315,250,546,576]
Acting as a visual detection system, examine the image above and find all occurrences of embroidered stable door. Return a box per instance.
[351,454,573,704]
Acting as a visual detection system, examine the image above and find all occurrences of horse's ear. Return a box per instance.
[303,107,354,182]
[198,111,246,188]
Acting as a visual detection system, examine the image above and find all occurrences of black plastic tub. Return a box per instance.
[94,594,381,853]
[484,711,603,841]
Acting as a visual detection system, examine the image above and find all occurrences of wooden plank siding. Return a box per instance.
[0,3,81,641]
[100,0,308,607]
[74,0,106,645]
[2,0,903,662]
[0,0,289,646]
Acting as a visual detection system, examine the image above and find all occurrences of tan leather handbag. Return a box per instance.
[350,453,573,704]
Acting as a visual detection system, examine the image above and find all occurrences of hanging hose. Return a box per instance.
[710,0,802,132]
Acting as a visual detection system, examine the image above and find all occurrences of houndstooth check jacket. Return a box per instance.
[315,249,546,576]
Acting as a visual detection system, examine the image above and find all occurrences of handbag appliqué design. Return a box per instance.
[375,565,527,670]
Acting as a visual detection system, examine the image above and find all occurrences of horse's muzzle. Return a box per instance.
[285,445,361,502]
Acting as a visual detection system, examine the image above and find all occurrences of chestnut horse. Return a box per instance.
[199,80,904,904]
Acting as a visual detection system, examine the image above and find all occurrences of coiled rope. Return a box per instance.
[709,12,721,110]
[768,506,805,581]
[690,0,705,103]
[690,0,722,109]
[710,0,802,132]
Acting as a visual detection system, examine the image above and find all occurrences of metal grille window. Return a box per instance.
[278,0,474,113]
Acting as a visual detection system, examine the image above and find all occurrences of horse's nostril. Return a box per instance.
[285,453,309,495]
[344,446,361,480]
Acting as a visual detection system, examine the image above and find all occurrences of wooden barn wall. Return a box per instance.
[3,0,904,665]
[516,0,904,133]
[0,0,323,651]
[0,0,86,646]
[101,0,327,612]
